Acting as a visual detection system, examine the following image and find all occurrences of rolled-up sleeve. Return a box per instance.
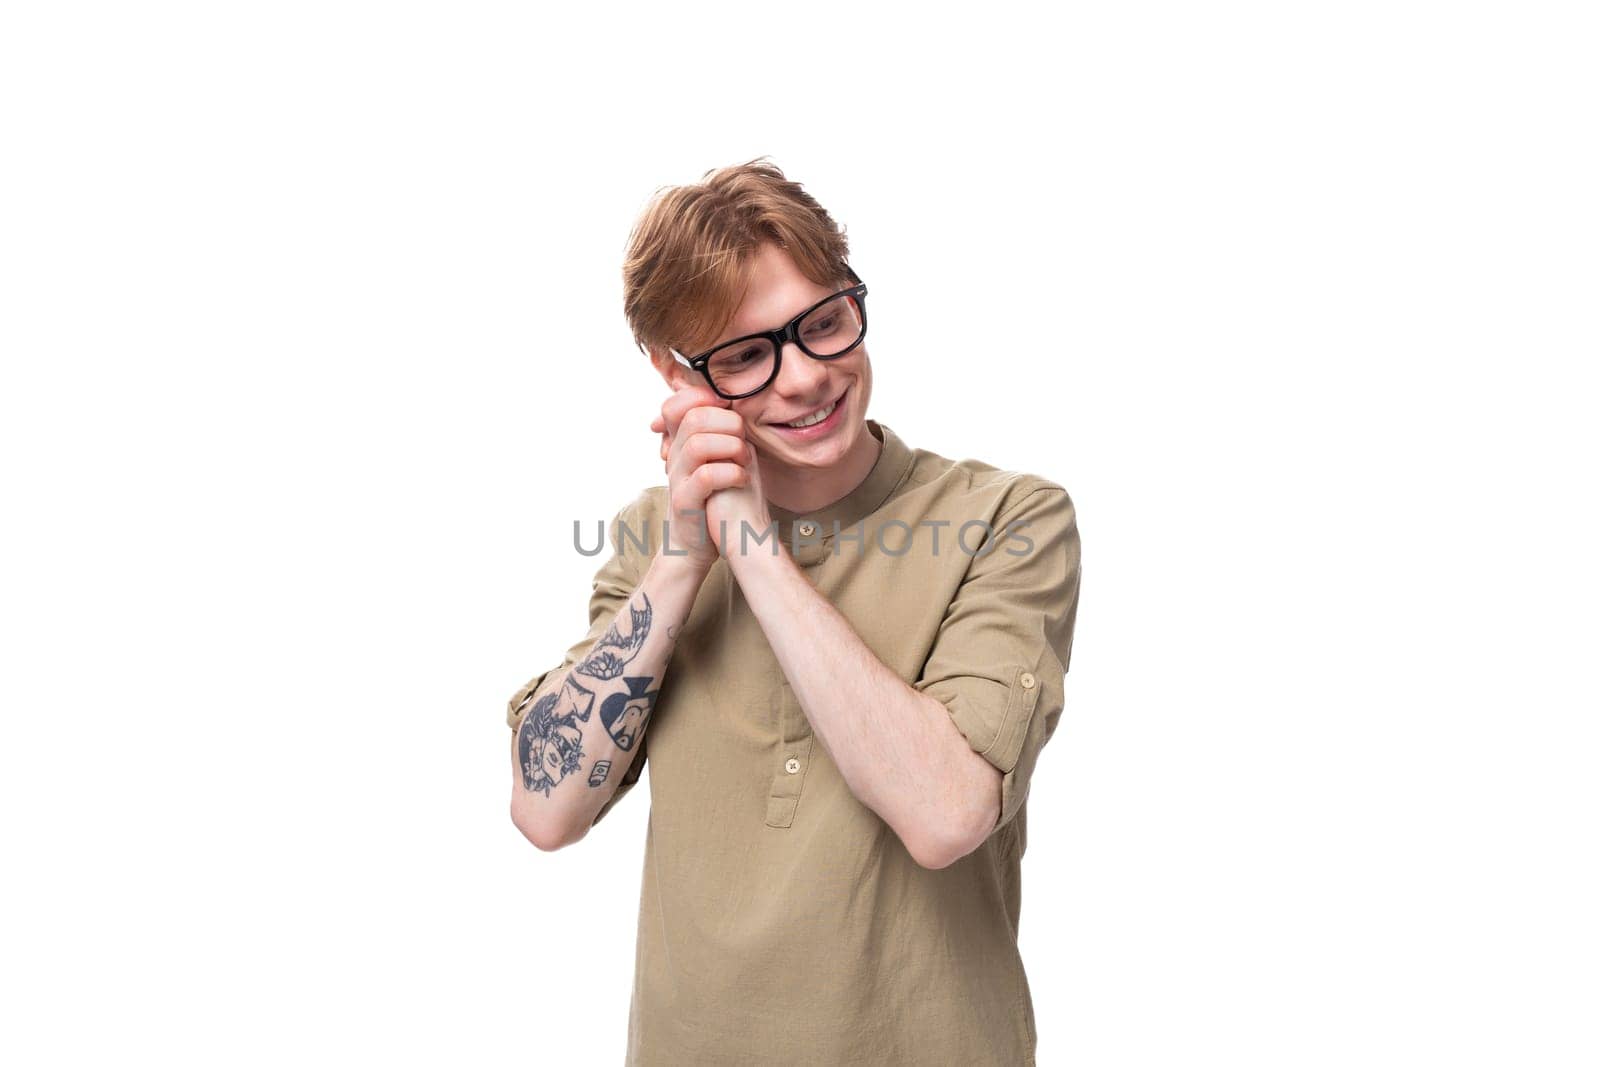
[913,484,1081,837]
[506,492,654,827]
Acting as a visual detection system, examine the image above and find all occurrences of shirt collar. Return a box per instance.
[767,419,916,565]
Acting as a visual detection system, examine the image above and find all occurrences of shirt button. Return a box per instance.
[797,522,816,537]
[1020,672,1037,689]
[785,757,800,774]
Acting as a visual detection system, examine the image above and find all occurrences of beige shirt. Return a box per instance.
[507,419,1081,1066]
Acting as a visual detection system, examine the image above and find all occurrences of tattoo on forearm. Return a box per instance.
[555,675,595,722]
[517,677,595,796]
[519,592,661,796]
[576,593,653,680]
[601,675,657,751]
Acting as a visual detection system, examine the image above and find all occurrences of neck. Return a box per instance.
[759,423,882,515]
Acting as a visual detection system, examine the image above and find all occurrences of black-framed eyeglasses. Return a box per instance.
[671,267,868,400]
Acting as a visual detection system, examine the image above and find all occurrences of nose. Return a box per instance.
[772,340,830,398]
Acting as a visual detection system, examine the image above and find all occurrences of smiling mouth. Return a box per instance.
[775,388,846,429]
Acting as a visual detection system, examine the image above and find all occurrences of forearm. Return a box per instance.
[727,547,998,867]
[509,553,705,849]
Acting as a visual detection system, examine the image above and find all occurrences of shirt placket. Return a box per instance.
[765,676,816,828]
[765,528,829,829]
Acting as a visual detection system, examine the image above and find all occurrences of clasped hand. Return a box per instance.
[650,386,774,568]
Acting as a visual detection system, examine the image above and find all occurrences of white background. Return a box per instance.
[3,2,1596,1064]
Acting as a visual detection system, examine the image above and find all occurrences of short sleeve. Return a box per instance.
[506,491,656,828]
[913,484,1081,838]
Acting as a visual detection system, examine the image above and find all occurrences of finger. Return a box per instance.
[661,386,730,440]
[690,462,749,499]
[669,381,725,404]
[675,431,749,471]
[659,391,729,441]
[662,384,721,419]
[668,434,747,487]
[678,404,745,440]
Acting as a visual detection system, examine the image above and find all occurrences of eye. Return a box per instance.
[714,345,763,367]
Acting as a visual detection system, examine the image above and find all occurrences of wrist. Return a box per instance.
[716,508,785,565]
[649,547,715,586]
[723,532,794,581]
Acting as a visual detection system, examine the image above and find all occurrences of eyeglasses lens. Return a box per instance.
[797,293,864,357]
[706,338,778,396]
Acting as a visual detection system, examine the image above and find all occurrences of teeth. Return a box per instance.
[785,401,836,429]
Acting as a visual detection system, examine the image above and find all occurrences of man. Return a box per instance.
[507,160,1081,1066]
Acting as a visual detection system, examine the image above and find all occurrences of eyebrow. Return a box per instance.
[710,290,836,348]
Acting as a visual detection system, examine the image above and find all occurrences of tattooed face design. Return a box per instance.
[536,720,583,789]
[555,676,595,722]
[517,686,588,797]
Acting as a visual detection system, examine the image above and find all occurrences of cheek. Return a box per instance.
[732,399,766,432]
[851,357,873,411]
[838,352,869,395]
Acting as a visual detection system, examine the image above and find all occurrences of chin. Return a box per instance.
[788,426,858,469]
